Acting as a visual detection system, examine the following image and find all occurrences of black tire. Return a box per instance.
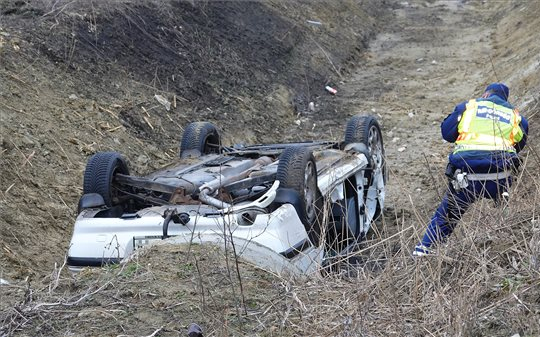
[344,115,386,220]
[344,115,386,181]
[277,146,322,245]
[179,122,221,158]
[83,152,129,207]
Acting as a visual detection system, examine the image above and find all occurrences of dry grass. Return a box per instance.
[1,1,539,336]
[1,162,539,336]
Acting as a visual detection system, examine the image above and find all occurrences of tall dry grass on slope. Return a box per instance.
[1,160,538,337]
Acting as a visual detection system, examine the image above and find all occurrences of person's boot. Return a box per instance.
[412,244,430,257]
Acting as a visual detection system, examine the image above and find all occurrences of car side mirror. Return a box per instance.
[78,193,106,213]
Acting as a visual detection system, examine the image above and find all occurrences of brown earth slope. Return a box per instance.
[1,0,540,336]
[0,0,380,279]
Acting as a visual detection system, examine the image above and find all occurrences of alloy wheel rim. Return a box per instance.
[368,126,383,170]
[304,161,316,221]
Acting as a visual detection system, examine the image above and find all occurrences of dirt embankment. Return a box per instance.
[1,0,539,336]
[0,0,381,280]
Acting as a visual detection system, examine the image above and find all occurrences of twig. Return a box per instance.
[48,255,68,294]
[8,73,27,85]
[4,182,15,194]
[0,101,25,114]
[221,217,243,321]
[488,55,500,83]
[308,36,342,79]
[422,152,442,201]
[98,106,119,119]
[141,106,151,117]
[28,281,112,311]
[41,0,75,18]
[143,326,164,337]
[193,257,206,309]
[21,151,35,167]
[9,141,33,167]
[478,281,540,316]
[526,144,540,168]
[227,222,248,316]
[52,137,74,167]
[143,116,154,130]
[107,125,123,132]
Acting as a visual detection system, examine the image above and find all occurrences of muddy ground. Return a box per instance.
[1,0,540,336]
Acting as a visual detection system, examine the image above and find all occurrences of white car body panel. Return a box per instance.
[68,139,385,276]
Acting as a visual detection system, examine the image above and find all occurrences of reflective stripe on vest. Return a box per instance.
[454,99,523,154]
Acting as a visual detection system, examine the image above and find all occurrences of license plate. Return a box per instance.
[133,235,163,250]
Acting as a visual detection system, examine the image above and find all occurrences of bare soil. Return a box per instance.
[1,0,539,336]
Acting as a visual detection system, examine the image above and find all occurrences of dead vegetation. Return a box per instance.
[1,0,540,336]
[1,165,539,336]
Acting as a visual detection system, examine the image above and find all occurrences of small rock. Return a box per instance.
[22,135,35,146]
[371,108,376,113]
[137,154,150,165]
[416,57,424,63]
[69,94,78,100]
[0,279,9,285]
[416,68,422,72]
[431,60,438,65]
[392,137,400,143]
[416,188,422,192]
[308,102,315,112]
[398,146,406,152]
[85,101,96,112]
[408,112,415,118]
[294,119,301,126]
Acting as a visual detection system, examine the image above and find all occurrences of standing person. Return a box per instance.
[413,83,529,256]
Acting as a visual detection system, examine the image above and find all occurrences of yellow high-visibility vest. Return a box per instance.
[454,99,523,153]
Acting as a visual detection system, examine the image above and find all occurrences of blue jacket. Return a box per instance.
[441,94,529,173]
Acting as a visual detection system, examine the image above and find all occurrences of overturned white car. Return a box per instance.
[67,115,386,274]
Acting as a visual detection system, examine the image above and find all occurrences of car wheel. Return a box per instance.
[179,122,221,158]
[277,146,322,245]
[83,152,129,207]
[344,115,386,222]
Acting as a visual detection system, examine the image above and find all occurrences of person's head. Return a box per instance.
[482,82,510,101]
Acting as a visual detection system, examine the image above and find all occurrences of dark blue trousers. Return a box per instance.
[420,177,511,248]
